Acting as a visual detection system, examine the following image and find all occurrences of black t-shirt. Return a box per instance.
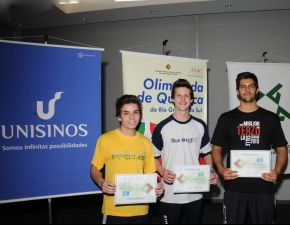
[211,107,288,193]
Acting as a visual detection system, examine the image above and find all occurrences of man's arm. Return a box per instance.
[90,165,116,194]
[155,158,165,176]
[212,145,238,180]
[155,158,176,184]
[262,146,288,182]
[275,146,288,175]
[203,154,219,185]
[90,164,104,187]
[211,145,224,173]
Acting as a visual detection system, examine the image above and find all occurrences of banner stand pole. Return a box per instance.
[262,52,267,63]
[163,39,168,55]
[44,35,48,44]
[41,34,50,224]
[48,198,52,224]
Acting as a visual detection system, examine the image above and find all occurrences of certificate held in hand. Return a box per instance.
[114,173,157,205]
[230,150,271,178]
[173,165,210,193]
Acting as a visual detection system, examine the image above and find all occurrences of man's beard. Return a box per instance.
[239,94,256,103]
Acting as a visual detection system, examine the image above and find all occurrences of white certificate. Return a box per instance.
[114,173,157,205]
[173,165,210,193]
[230,150,271,177]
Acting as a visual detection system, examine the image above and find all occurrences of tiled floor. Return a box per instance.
[0,194,289,224]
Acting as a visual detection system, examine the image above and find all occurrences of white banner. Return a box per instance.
[121,51,208,164]
[226,62,290,173]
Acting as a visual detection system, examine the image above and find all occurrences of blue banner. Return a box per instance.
[0,40,103,202]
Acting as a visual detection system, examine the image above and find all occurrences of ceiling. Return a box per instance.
[1,0,290,30]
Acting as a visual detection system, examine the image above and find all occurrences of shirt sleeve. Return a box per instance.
[143,140,157,173]
[151,124,163,158]
[271,113,288,147]
[198,120,212,156]
[210,114,228,147]
[91,136,105,170]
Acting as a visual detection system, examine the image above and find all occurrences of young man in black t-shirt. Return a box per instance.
[211,72,288,224]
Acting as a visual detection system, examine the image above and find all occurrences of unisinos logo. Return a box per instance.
[1,92,88,139]
[166,64,171,70]
[37,92,63,120]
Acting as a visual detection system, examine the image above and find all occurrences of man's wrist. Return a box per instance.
[159,168,165,177]
[99,180,105,188]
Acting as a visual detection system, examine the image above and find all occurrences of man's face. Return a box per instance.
[171,87,193,111]
[236,78,259,103]
[118,103,141,131]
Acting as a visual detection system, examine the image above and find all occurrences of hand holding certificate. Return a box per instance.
[173,165,210,193]
[114,173,157,205]
[230,150,271,177]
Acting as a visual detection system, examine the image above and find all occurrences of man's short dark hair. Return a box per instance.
[115,94,143,119]
[236,72,259,100]
[171,78,194,102]
[236,72,259,90]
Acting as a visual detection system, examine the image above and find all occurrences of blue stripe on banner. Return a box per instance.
[0,41,102,202]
